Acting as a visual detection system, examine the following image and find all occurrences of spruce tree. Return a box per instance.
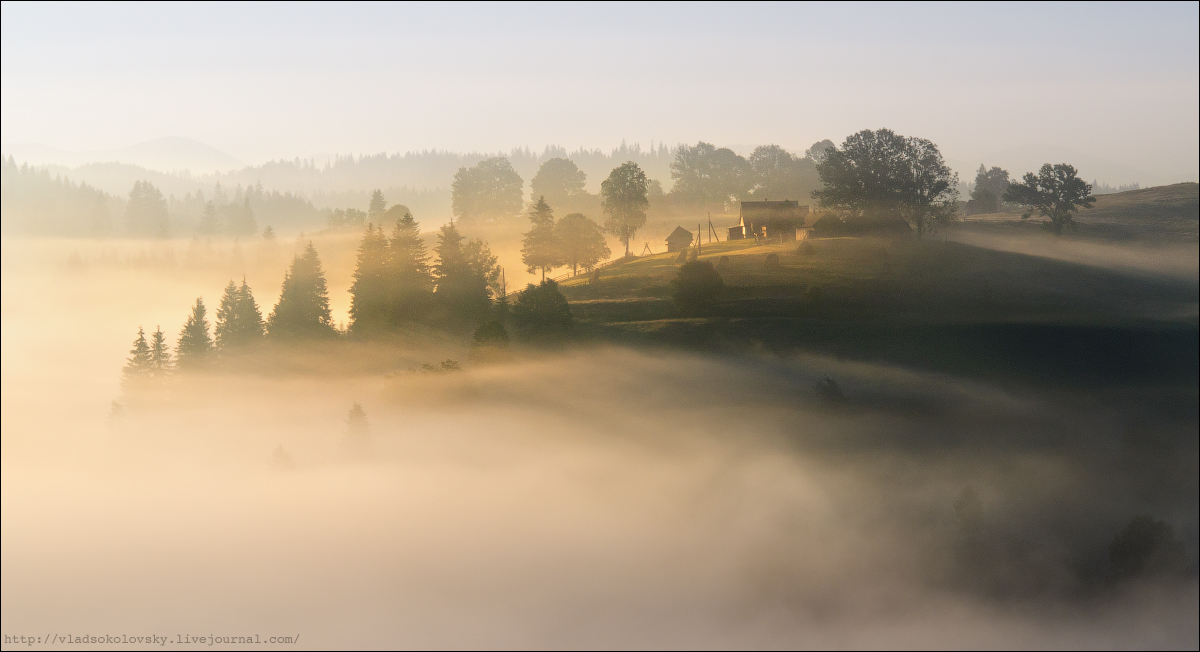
[149,326,172,377]
[267,242,336,338]
[176,298,214,369]
[236,279,266,339]
[348,223,391,334]
[521,196,562,280]
[121,327,153,393]
[387,207,434,324]
[433,222,491,326]
[368,189,387,220]
[215,279,265,352]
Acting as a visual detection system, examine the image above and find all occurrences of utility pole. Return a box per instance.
[697,222,702,256]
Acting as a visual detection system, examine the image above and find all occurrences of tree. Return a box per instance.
[433,222,492,326]
[262,225,276,240]
[368,189,387,220]
[971,165,1011,213]
[268,242,336,338]
[521,196,561,280]
[670,260,724,313]
[125,180,169,237]
[530,157,587,208]
[1003,163,1095,235]
[176,298,213,369]
[215,279,265,352]
[197,201,221,235]
[600,162,649,257]
[812,128,959,238]
[748,144,821,200]
[510,280,572,342]
[670,142,751,205]
[451,157,524,224]
[469,320,510,364]
[385,206,434,324]
[149,326,172,377]
[121,327,154,393]
[555,212,609,275]
[223,195,257,237]
[805,139,835,164]
[348,223,391,334]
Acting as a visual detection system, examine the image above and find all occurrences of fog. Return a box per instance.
[3,237,1196,649]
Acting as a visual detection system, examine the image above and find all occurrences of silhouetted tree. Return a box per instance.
[670,260,724,313]
[555,212,609,275]
[805,139,835,164]
[748,144,820,200]
[433,222,491,326]
[971,165,1010,213]
[601,162,649,257]
[469,320,510,363]
[268,242,336,338]
[670,142,751,205]
[521,196,561,280]
[451,157,524,224]
[813,128,958,238]
[510,280,572,342]
[176,298,213,369]
[386,206,434,324]
[149,326,172,377]
[125,180,169,237]
[368,189,387,221]
[262,225,276,240]
[121,327,153,393]
[348,223,391,334]
[215,279,265,351]
[1003,163,1095,235]
[530,157,588,208]
[344,403,370,456]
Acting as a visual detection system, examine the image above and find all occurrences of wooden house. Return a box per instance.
[665,226,693,252]
[728,200,809,241]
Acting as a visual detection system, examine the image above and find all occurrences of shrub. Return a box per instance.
[511,280,573,342]
[670,260,724,313]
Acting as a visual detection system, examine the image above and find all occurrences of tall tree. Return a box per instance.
[386,206,434,324]
[149,326,172,377]
[268,242,336,338]
[670,142,751,205]
[215,279,265,351]
[521,196,561,280]
[121,327,153,393]
[812,128,958,239]
[555,212,609,275]
[433,222,492,325]
[530,157,587,208]
[176,298,213,369]
[601,162,649,257]
[1003,163,1095,235]
[450,157,524,224]
[348,223,391,334]
[971,165,1011,213]
[805,139,835,164]
[125,180,169,237]
[748,144,821,200]
[368,189,387,221]
[197,201,221,235]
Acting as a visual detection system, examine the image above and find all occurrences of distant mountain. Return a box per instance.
[0,137,241,174]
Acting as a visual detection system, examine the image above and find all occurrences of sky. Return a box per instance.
[2,2,1197,183]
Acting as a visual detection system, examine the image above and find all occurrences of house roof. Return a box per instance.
[666,226,693,243]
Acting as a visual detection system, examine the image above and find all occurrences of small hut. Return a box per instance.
[665,226,693,253]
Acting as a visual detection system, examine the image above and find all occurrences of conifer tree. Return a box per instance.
[215,279,265,352]
[386,207,434,324]
[368,189,387,220]
[267,242,336,338]
[236,279,266,338]
[176,298,214,369]
[433,222,491,326]
[349,223,391,334]
[149,326,172,377]
[521,196,562,280]
[121,327,153,393]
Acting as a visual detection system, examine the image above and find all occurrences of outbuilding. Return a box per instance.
[665,226,693,252]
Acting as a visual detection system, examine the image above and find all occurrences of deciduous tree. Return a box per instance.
[555,212,609,275]
[451,157,524,224]
[601,162,649,257]
[1003,163,1095,235]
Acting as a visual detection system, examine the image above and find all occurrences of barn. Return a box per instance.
[665,226,693,252]
[727,200,809,241]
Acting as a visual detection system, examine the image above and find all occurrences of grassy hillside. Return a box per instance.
[964,182,1198,243]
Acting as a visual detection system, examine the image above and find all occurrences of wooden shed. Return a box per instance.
[730,200,810,241]
[665,226,693,252]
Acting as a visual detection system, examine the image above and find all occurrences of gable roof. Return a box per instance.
[666,226,693,243]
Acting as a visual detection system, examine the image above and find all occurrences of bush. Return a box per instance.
[670,260,724,313]
[469,320,510,363]
[511,280,573,342]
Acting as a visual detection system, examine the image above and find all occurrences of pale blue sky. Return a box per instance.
[2,2,1197,182]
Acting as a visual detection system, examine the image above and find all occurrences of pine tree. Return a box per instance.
[433,222,491,326]
[521,195,562,280]
[149,326,172,377]
[197,201,221,235]
[267,242,336,338]
[348,223,391,334]
[368,189,387,220]
[386,208,434,325]
[236,279,266,339]
[121,327,153,393]
[215,279,264,352]
[176,298,213,369]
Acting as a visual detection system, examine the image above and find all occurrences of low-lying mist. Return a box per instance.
[2,237,1196,649]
